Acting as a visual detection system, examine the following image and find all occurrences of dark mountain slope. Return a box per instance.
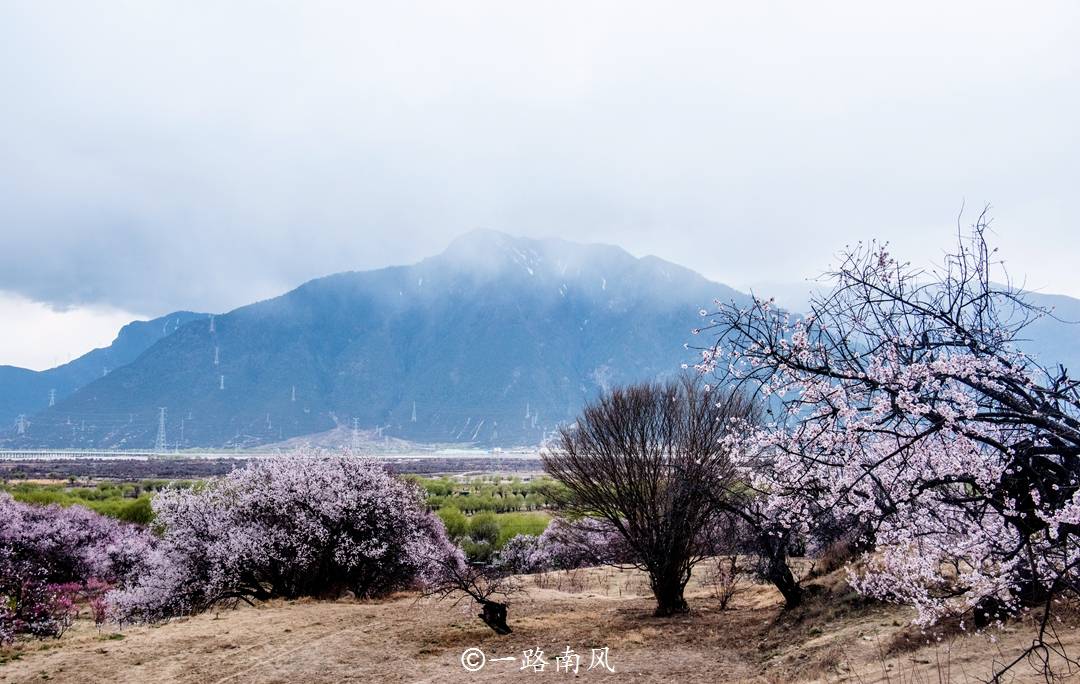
[12,232,742,448]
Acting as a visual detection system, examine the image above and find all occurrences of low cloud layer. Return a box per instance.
[0,292,137,370]
[2,1,1078,321]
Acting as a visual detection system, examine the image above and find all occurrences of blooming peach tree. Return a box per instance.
[108,455,455,623]
[698,216,1079,674]
[0,493,150,642]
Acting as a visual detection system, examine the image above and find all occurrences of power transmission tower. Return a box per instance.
[351,418,360,452]
[155,407,167,452]
[219,375,225,390]
[179,417,185,451]
[48,389,56,407]
[291,385,296,402]
[209,315,216,333]
[214,346,219,365]
[15,414,29,435]
[411,401,417,422]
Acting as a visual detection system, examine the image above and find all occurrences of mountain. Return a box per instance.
[7,234,1080,450]
[7,231,746,449]
[0,312,205,429]
[1016,291,1080,377]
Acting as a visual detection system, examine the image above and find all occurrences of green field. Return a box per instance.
[0,480,182,525]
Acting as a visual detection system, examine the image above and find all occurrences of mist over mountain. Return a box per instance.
[6,231,1080,450]
[5,232,744,449]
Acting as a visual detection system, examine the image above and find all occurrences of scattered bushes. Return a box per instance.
[436,506,469,540]
[436,506,550,562]
[416,476,567,514]
[467,512,501,547]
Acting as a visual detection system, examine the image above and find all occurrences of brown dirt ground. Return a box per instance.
[1,561,1077,683]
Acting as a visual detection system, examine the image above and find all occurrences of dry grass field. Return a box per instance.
[1,561,1076,683]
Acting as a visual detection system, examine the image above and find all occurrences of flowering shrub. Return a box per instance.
[0,493,151,586]
[493,517,628,574]
[0,494,149,642]
[108,455,454,623]
[0,550,75,641]
[493,534,545,574]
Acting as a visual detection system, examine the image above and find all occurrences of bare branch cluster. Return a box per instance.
[543,377,757,616]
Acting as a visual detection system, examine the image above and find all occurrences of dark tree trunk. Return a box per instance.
[478,600,512,634]
[762,536,802,609]
[651,573,691,616]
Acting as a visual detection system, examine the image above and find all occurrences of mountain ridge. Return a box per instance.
[6,231,1080,449]
[7,232,742,448]
[0,311,206,428]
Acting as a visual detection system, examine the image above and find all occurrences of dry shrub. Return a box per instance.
[701,555,742,610]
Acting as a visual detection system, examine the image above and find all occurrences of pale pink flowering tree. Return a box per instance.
[108,455,456,623]
[698,215,1079,676]
[493,517,630,575]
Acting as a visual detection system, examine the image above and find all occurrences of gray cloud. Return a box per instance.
[1,1,1078,317]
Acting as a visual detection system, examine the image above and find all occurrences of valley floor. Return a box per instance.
[1,562,1076,683]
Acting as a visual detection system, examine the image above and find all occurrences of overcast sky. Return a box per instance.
[2,1,1078,369]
